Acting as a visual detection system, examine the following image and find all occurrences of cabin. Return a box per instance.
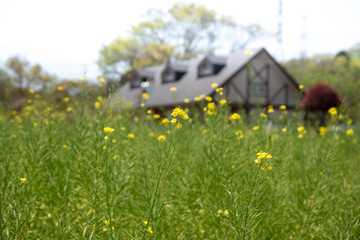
[114,48,300,112]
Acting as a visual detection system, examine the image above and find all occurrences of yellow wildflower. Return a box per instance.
[142,92,149,100]
[154,114,161,119]
[19,177,26,183]
[184,98,190,103]
[147,227,153,234]
[127,133,135,139]
[98,77,105,82]
[205,96,212,102]
[217,210,223,215]
[143,220,148,226]
[297,126,305,132]
[260,113,267,118]
[112,138,116,143]
[257,152,272,159]
[268,107,274,113]
[80,77,85,81]
[224,210,229,216]
[94,102,101,109]
[104,127,114,133]
[282,128,287,133]
[63,97,70,102]
[244,49,253,55]
[219,99,227,105]
[157,135,166,142]
[66,107,72,112]
[346,129,354,136]
[347,119,352,125]
[252,126,259,131]
[29,89,35,94]
[170,87,177,92]
[229,113,241,121]
[104,136,109,140]
[279,105,286,110]
[319,127,327,136]
[299,84,304,90]
[97,96,103,102]
[211,83,218,88]
[161,118,169,125]
[63,144,68,149]
[104,220,110,225]
[328,107,337,116]
[103,146,107,150]
[176,123,182,129]
[57,86,63,91]
[171,118,177,124]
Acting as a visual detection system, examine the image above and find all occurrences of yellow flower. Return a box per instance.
[157,135,166,142]
[194,96,201,101]
[57,86,63,91]
[147,227,153,234]
[268,107,274,113]
[98,77,105,82]
[171,118,177,124]
[112,138,116,143]
[176,123,182,129]
[161,118,169,125]
[94,102,101,109]
[141,103,145,107]
[205,96,212,102]
[216,87,223,93]
[104,136,109,140]
[143,220,148,226]
[211,83,218,88]
[103,146,107,150]
[346,129,354,136]
[121,127,126,131]
[104,220,110,225]
[254,158,261,164]
[279,105,286,110]
[282,128,287,133]
[297,126,305,132]
[319,126,327,136]
[153,114,161,119]
[66,107,72,112]
[229,113,241,121]
[328,107,337,116]
[127,133,134,139]
[19,177,26,183]
[170,87,177,92]
[28,89,35,94]
[338,114,343,119]
[347,119,352,125]
[244,49,253,55]
[260,113,267,118]
[80,77,85,81]
[147,109,152,114]
[224,210,229,216]
[104,127,114,133]
[33,122,38,127]
[219,99,227,105]
[231,165,235,169]
[63,97,70,102]
[299,84,304,90]
[257,151,272,159]
[142,92,149,100]
[184,98,190,103]
[97,96,103,102]
[252,126,259,131]
[217,210,223,215]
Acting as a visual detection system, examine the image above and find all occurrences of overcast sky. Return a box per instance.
[0,0,359,80]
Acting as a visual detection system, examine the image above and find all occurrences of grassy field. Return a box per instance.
[0,88,359,239]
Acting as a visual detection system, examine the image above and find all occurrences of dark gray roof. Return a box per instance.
[114,48,266,108]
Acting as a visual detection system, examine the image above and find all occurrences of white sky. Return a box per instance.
[0,0,359,80]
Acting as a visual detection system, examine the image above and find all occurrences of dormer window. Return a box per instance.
[129,70,154,89]
[198,56,226,78]
[199,62,213,77]
[163,70,175,83]
[162,64,187,83]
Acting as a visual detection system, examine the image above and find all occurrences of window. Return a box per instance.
[130,77,142,88]
[250,83,267,97]
[199,62,213,77]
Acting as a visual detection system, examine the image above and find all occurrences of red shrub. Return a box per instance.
[301,83,341,112]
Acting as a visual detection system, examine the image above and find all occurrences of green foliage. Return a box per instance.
[0,88,359,239]
[283,52,360,119]
[98,3,264,80]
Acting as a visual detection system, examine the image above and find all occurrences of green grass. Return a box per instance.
[0,94,359,239]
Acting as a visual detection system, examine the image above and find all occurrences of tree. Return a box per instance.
[98,3,265,81]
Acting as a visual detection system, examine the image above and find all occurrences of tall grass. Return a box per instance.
[0,89,359,239]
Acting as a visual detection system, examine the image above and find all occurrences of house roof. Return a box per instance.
[114,48,298,108]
